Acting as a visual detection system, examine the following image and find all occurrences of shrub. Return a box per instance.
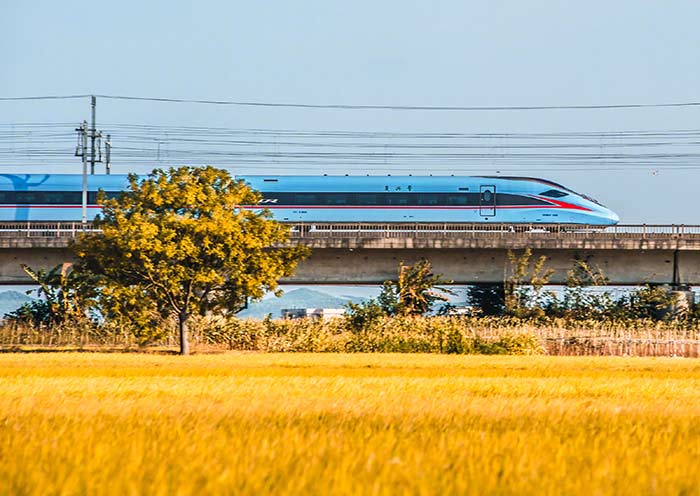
[186,314,544,355]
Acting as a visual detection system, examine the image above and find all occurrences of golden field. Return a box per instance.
[0,353,698,495]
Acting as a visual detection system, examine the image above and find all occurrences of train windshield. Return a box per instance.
[530,179,602,205]
[539,189,568,198]
[482,176,603,206]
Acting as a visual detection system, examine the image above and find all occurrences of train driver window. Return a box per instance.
[540,189,568,198]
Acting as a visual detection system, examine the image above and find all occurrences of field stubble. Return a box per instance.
[0,353,699,495]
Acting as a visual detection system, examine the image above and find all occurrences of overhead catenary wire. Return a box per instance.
[1,93,698,175]
[0,95,92,101]
[2,121,700,171]
[93,95,700,111]
[3,93,700,111]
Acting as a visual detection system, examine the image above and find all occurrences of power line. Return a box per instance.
[101,123,700,139]
[3,94,700,111]
[0,95,92,101]
[94,94,700,111]
[2,121,700,172]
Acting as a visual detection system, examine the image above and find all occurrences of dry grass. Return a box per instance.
[0,353,699,495]
[4,315,700,356]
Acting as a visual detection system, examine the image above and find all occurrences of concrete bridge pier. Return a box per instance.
[0,246,74,284]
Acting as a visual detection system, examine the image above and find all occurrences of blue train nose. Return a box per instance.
[585,203,619,225]
[597,207,619,225]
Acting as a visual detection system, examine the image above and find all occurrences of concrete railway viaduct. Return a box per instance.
[1,222,700,286]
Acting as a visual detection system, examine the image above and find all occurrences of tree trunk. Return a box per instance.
[178,311,190,355]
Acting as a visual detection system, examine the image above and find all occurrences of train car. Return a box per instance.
[0,174,619,225]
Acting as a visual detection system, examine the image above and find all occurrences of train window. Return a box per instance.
[265,192,293,204]
[40,192,58,203]
[417,194,439,206]
[0,190,117,205]
[325,194,349,205]
[540,189,568,198]
[357,194,378,205]
[386,194,409,206]
[15,192,39,204]
[43,192,75,204]
[295,193,318,204]
[447,195,468,205]
[88,191,121,204]
[498,194,550,206]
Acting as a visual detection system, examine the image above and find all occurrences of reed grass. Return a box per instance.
[0,353,698,495]
[2,316,700,356]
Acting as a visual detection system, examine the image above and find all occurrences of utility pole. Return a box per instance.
[75,96,111,227]
[90,96,96,174]
[75,121,89,226]
[105,134,111,175]
[89,95,105,174]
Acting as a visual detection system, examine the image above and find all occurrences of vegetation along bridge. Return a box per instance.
[1,222,700,286]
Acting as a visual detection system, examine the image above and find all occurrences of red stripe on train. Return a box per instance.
[241,204,578,210]
[0,205,102,208]
[0,201,591,211]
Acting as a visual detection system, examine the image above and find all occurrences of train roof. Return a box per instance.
[0,173,585,196]
[238,175,589,196]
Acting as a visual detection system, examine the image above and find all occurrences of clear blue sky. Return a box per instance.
[2,0,700,223]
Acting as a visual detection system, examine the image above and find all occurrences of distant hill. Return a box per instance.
[0,287,370,321]
[0,290,34,318]
[238,288,360,319]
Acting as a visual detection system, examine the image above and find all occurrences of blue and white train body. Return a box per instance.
[0,174,619,225]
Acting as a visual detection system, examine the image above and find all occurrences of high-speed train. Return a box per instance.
[0,174,619,225]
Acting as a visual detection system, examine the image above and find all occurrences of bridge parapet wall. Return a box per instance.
[1,222,700,250]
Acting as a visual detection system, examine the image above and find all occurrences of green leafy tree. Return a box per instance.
[466,283,506,316]
[98,284,169,345]
[343,300,386,332]
[5,263,94,326]
[616,285,680,321]
[504,248,554,318]
[560,259,614,319]
[73,166,309,354]
[344,260,453,331]
[379,260,454,316]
